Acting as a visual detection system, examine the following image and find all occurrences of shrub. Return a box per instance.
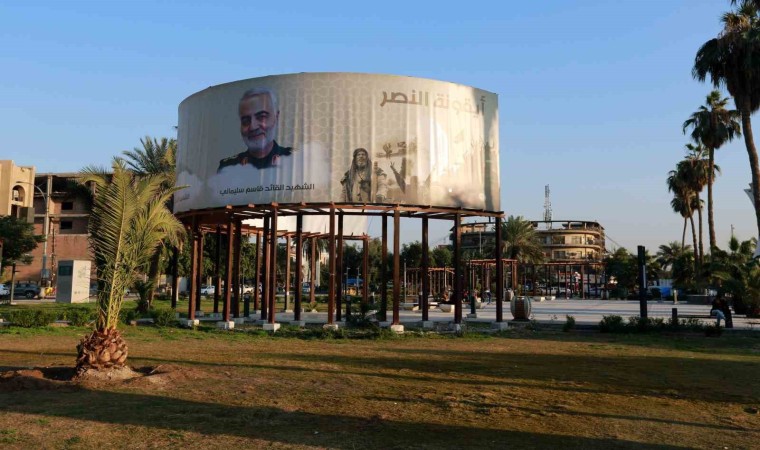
[346,302,376,329]
[562,315,576,332]
[62,308,96,326]
[120,308,139,324]
[599,315,625,333]
[150,309,177,327]
[7,310,56,328]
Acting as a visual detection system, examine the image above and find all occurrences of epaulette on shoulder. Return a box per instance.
[217,154,240,172]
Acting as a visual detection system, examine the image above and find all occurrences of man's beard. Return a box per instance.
[243,125,277,154]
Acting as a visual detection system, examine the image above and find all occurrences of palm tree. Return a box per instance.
[120,136,178,309]
[694,1,760,245]
[683,91,741,251]
[667,163,699,261]
[500,216,545,264]
[76,160,184,372]
[657,241,691,275]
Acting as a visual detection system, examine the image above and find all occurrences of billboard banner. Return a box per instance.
[175,73,500,214]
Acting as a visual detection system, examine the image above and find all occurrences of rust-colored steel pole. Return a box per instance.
[253,231,262,314]
[453,213,462,324]
[233,218,242,318]
[285,235,291,312]
[328,205,336,324]
[261,216,270,321]
[268,207,278,324]
[336,213,344,322]
[171,245,179,310]
[362,236,369,305]
[188,224,199,321]
[392,209,401,325]
[223,216,234,322]
[295,214,303,321]
[380,214,388,322]
[310,236,317,306]
[213,225,221,314]
[421,217,429,321]
[195,231,204,313]
[495,216,504,323]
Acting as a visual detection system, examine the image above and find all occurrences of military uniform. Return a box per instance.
[217,141,293,172]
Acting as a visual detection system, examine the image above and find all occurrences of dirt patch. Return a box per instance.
[0,367,77,392]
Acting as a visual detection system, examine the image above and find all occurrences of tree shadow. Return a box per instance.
[0,374,688,449]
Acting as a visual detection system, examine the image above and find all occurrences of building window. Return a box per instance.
[61,201,74,210]
[571,236,583,244]
[60,221,73,230]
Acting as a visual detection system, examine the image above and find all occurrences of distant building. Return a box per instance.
[0,160,36,220]
[532,220,605,262]
[15,172,95,283]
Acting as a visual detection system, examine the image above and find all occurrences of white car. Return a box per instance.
[0,284,9,296]
[200,285,215,296]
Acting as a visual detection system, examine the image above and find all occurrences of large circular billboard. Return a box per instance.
[175,73,500,214]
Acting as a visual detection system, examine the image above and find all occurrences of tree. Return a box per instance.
[499,216,545,263]
[657,241,692,276]
[76,160,184,373]
[604,248,638,296]
[694,1,760,245]
[710,235,760,315]
[400,241,423,269]
[430,246,452,268]
[119,136,178,309]
[683,91,741,251]
[0,216,45,301]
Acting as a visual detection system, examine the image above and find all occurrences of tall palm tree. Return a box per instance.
[667,162,699,261]
[694,0,760,245]
[500,216,545,264]
[76,160,184,372]
[120,136,178,309]
[683,91,741,251]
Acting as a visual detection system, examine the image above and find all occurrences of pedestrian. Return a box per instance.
[710,295,726,327]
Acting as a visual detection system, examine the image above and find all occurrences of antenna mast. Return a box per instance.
[544,184,552,226]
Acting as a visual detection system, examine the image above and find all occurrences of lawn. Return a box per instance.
[0,325,758,449]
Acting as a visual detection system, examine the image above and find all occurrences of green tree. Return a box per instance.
[694,0,760,245]
[657,241,692,276]
[120,136,178,309]
[400,241,423,269]
[0,216,45,299]
[710,235,760,315]
[683,91,741,251]
[604,248,638,297]
[76,160,184,372]
[430,246,452,268]
[500,215,545,263]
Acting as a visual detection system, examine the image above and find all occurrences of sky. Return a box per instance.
[0,0,756,252]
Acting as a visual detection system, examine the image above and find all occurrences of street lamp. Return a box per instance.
[18,180,50,286]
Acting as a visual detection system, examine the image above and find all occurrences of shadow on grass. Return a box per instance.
[2,346,758,406]
[0,375,686,450]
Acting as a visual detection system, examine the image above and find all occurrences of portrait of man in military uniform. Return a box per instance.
[218,87,292,172]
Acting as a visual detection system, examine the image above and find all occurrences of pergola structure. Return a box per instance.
[173,202,506,329]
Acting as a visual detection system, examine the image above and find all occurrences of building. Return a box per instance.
[0,160,36,220]
[532,220,605,262]
[15,173,94,283]
[458,219,606,262]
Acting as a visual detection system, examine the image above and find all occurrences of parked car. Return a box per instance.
[14,282,41,299]
[0,284,9,296]
[200,285,215,296]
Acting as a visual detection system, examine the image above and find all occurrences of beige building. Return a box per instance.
[0,160,36,220]
[532,220,605,261]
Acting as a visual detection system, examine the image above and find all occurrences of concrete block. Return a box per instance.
[233,317,246,325]
[466,313,478,319]
[262,323,281,332]
[420,321,435,329]
[216,321,235,330]
[323,323,340,331]
[492,322,509,331]
[439,304,455,313]
[390,324,405,334]
[184,319,200,327]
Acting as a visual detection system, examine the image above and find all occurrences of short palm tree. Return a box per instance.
[683,91,741,251]
[694,0,760,245]
[76,160,184,372]
[500,215,545,264]
[657,241,691,275]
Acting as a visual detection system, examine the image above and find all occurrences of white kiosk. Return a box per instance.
[56,260,91,303]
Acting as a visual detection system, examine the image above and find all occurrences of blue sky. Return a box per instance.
[0,0,755,251]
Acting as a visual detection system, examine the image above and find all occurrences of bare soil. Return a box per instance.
[0,326,758,449]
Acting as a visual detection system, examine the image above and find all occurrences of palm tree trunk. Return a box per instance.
[707,147,716,252]
[681,218,687,250]
[695,192,704,265]
[690,215,698,274]
[740,101,760,244]
[145,249,162,308]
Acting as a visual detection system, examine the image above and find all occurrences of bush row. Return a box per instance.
[2,307,179,328]
[598,314,721,335]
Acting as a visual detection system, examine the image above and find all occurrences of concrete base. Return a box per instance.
[390,324,405,334]
[184,319,200,327]
[216,321,235,330]
[323,323,340,331]
[492,321,510,331]
[248,311,259,319]
[420,320,435,329]
[262,323,281,332]
[233,317,246,325]
[290,320,306,327]
[449,323,464,332]
[439,304,455,313]
[466,313,478,319]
